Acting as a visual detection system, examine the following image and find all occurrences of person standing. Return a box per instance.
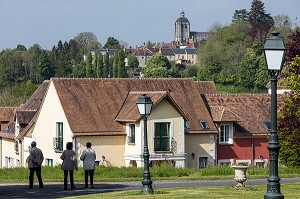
[80,142,96,188]
[60,142,78,190]
[28,141,44,189]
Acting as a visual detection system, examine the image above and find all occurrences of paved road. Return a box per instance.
[0,178,299,199]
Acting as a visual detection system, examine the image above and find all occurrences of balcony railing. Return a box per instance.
[53,137,63,151]
[127,136,135,144]
[154,137,171,151]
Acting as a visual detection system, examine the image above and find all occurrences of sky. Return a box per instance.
[0,0,299,51]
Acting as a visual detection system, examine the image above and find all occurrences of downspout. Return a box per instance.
[20,140,22,167]
[215,134,218,166]
[0,138,2,168]
[252,137,254,167]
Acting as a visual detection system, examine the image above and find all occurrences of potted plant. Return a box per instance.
[232,162,249,189]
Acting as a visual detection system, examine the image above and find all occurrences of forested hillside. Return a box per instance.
[0,0,298,106]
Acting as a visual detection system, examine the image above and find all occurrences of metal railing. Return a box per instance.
[153,137,171,151]
[53,137,63,151]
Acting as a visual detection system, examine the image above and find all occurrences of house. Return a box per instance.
[2,78,217,168]
[0,78,280,169]
[203,94,283,167]
[173,48,197,64]
[0,81,49,168]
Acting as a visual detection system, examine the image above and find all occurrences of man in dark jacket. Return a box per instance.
[28,141,44,189]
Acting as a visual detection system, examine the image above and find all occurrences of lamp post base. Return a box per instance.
[141,179,153,194]
[264,193,284,199]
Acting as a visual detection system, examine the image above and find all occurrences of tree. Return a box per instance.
[142,53,173,78]
[103,37,121,49]
[38,50,54,81]
[248,0,274,26]
[273,14,294,44]
[127,54,139,68]
[248,0,274,42]
[117,49,126,78]
[103,52,110,78]
[197,22,250,84]
[285,30,300,63]
[97,53,103,78]
[74,32,98,55]
[16,44,27,51]
[232,9,248,24]
[85,53,93,78]
[278,56,300,167]
[145,53,171,69]
[113,51,119,78]
[237,48,259,88]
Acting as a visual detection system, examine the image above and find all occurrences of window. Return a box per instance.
[264,121,271,131]
[15,141,19,153]
[220,162,231,166]
[184,121,190,129]
[199,157,208,168]
[46,158,53,167]
[200,121,209,129]
[154,122,171,151]
[128,124,135,144]
[220,124,233,144]
[5,157,9,168]
[53,122,63,151]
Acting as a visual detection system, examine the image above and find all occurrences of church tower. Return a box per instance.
[174,11,190,44]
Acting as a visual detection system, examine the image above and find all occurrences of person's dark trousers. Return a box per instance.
[29,167,43,188]
[64,170,75,189]
[84,170,94,187]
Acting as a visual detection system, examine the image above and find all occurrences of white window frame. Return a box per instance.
[128,123,136,144]
[46,158,53,167]
[218,159,233,166]
[54,121,64,151]
[198,156,209,168]
[219,123,233,144]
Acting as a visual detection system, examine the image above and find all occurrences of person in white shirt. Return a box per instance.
[80,142,96,188]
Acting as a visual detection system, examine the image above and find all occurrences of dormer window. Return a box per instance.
[200,121,209,129]
[184,121,190,129]
[264,122,271,131]
[219,123,233,144]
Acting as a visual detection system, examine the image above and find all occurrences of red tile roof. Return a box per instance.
[204,94,274,136]
[52,78,218,136]
[0,107,16,122]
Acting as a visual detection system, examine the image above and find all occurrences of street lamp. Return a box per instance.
[263,31,286,199]
[136,94,154,194]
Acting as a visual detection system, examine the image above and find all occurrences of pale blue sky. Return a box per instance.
[0,0,299,51]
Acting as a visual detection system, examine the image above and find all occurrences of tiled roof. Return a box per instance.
[172,48,196,55]
[16,110,36,124]
[115,91,187,122]
[21,81,50,110]
[14,81,49,140]
[52,78,218,136]
[195,81,217,94]
[0,107,16,122]
[133,47,154,56]
[0,121,15,139]
[204,94,275,136]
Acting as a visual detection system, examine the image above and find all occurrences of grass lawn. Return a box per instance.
[63,183,300,199]
[1,165,300,183]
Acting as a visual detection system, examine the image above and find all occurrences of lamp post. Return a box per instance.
[263,31,286,199]
[136,94,153,194]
